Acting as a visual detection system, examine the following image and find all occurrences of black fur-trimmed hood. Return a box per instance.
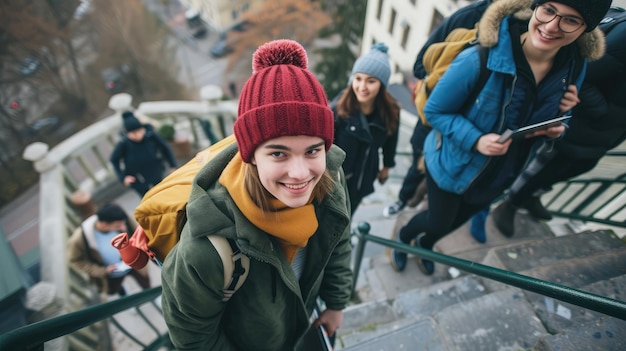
[477,0,605,60]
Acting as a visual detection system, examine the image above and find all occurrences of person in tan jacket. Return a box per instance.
[67,203,150,296]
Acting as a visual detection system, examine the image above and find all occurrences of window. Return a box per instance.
[389,8,397,34]
[400,22,410,49]
[429,9,444,34]
[376,0,383,20]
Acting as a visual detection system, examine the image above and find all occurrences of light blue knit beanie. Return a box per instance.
[350,42,391,87]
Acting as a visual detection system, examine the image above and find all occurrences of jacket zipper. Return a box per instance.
[463,74,518,193]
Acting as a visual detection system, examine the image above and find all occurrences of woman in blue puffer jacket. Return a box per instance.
[391,0,609,275]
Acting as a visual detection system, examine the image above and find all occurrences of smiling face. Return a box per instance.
[527,2,586,54]
[351,72,381,107]
[252,135,327,208]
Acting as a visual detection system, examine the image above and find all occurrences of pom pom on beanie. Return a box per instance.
[234,39,334,163]
[122,111,143,132]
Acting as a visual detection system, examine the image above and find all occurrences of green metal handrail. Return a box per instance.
[0,287,168,351]
[351,222,626,321]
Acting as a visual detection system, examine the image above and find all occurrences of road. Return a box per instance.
[143,0,232,93]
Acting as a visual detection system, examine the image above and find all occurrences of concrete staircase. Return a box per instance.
[337,208,626,351]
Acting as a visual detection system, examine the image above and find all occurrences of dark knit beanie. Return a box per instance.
[122,111,143,132]
[233,39,334,163]
[96,203,127,223]
[532,0,612,32]
[350,43,391,87]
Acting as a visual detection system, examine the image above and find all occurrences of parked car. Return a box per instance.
[192,26,208,39]
[185,9,202,28]
[230,20,252,32]
[209,38,233,58]
[21,116,61,138]
[74,0,92,20]
[100,65,131,94]
[20,56,41,76]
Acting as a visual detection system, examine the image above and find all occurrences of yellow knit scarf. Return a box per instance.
[218,154,318,263]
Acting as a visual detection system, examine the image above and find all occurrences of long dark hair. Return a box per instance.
[335,85,400,136]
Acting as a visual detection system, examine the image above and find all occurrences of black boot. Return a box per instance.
[414,234,434,275]
[521,196,552,220]
[492,200,517,238]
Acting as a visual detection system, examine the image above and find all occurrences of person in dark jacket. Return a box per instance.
[333,43,400,216]
[161,39,353,351]
[384,1,495,243]
[391,0,609,275]
[492,6,626,236]
[109,111,177,197]
[413,0,494,80]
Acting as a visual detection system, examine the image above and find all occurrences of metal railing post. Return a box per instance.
[351,222,370,297]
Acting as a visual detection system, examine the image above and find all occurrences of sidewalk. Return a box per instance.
[0,184,40,278]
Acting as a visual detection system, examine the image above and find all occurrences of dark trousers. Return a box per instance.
[107,269,151,295]
[349,191,363,217]
[130,182,152,197]
[508,150,600,206]
[399,170,492,249]
[399,122,430,203]
[398,148,426,204]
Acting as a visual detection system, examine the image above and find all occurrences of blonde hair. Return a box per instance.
[243,163,334,212]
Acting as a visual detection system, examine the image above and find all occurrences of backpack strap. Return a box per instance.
[207,235,250,302]
[462,44,491,111]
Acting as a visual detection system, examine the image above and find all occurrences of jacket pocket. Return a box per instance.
[470,90,500,133]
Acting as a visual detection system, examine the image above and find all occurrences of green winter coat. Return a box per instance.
[161,142,353,351]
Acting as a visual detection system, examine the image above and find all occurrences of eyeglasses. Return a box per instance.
[534,4,585,33]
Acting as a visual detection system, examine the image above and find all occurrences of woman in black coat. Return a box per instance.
[333,43,400,216]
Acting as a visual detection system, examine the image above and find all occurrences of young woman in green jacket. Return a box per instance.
[161,39,353,351]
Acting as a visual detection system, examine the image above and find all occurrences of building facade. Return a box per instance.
[361,0,475,86]
[179,0,265,32]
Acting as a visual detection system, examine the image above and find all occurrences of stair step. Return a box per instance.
[520,246,626,287]
[483,230,623,272]
[435,288,547,351]
[339,299,397,335]
[532,317,626,351]
[346,205,625,350]
[483,245,626,294]
[338,318,447,351]
[337,276,487,350]
[392,276,488,319]
[525,273,626,334]
[338,276,488,349]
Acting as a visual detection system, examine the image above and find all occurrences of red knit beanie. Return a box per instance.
[234,39,334,163]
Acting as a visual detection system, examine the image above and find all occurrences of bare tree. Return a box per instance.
[88,0,189,103]
[224,0,332,88]
[0,0,189,207]
[0,1,87,96]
